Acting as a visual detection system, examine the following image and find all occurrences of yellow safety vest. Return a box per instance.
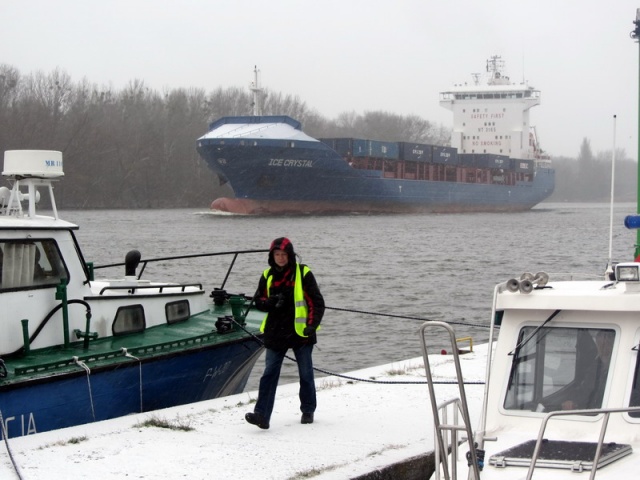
[261,263,310,337]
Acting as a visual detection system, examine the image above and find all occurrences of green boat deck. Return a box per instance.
[0,302,264,385]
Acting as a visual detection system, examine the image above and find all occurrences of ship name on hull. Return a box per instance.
[268,158,313,168]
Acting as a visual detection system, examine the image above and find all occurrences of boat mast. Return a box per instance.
[250,66,264,116]
[631,10,640,259]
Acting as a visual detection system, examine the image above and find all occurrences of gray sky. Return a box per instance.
[2,0,639,160]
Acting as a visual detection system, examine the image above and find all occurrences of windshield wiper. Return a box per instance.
[508,309,561,356]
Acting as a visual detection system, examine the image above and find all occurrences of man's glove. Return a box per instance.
[267,294,284,309]
[303,326,316,337]
[255,294,282,312]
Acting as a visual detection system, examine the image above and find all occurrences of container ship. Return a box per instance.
[196,58,555,215]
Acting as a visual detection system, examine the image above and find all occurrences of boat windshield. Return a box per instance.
[504,327,615,413]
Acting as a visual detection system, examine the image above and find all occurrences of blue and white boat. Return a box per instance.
[0,150,265,438]
[196,59,555,215]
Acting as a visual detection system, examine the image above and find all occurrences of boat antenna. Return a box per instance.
[630,9,640,259]
[605,116,617,278]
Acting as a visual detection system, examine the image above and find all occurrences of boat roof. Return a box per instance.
[497,279,640,312]
[441,83,538,94]
[440,56,539,96]
[0,216,78,230]
[200,115,320,142]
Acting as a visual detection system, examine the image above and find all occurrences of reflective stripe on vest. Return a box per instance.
[260,263,310,336]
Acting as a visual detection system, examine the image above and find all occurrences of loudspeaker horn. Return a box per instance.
[519,279,534,294]
[506,278,520,292]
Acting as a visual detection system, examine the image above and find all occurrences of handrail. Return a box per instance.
[97,283,203,295]
[527,405,640,480]
[434,398,463,480]
[92,249,269,290]
[419,321,480,480]
[92,249,268,270]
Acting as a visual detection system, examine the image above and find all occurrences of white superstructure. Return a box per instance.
[440,56,542,160]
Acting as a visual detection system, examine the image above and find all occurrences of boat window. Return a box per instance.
[504,327,615,413]
[0,239,68,291]
[112,305,145,335]
[166,300,190,324]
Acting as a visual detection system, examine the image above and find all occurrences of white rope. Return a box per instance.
[121,348,144,412]
[73,357,96,422]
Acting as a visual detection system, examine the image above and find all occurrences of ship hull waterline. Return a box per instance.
[209,195,548,215]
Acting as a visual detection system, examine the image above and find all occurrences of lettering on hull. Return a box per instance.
[4,413,37,437]
[268,159,313,168]
[203,360,232,382]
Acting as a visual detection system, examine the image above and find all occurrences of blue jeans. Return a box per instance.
[254,344,316,421]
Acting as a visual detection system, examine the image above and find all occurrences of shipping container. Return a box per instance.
[512,158,534,173]
[432,146,459,165]
[352,139,370,157]
[319,138,350,156]
[318,138,369,157]
[319,138,337,150]
[399,142,433,162]
[474,154,511,169]
[369,140,399,159]
[458,154,475,167]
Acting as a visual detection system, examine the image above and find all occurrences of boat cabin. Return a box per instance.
[484,269,640,475]
[425,266,640,479]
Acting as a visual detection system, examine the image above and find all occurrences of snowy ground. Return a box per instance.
[0,347,488,480]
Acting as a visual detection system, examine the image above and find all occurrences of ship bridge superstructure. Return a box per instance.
[440,56,541,160]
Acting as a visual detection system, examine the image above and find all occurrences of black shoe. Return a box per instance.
[245,412,269,429]
[301,412,314,424]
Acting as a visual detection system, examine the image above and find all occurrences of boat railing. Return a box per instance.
[419,321,480,480]
[97,283,204,295]
[433,397,466,480]
[91,249,269,290]
[526,406,640,480]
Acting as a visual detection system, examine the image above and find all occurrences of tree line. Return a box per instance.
[547,139,637,203]
[0,65,448,208]
[0,64,635,208]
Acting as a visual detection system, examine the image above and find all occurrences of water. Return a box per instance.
[64,203,636,390]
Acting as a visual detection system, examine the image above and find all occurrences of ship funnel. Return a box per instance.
[125,250,142,277]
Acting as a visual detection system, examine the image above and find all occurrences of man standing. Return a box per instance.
[245,237,325,429]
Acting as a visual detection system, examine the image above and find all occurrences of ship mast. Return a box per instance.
[486,55,509,86]
[250,66,264,116]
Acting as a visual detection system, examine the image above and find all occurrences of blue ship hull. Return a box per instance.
[197,117,555,214]
[0,340,263,438]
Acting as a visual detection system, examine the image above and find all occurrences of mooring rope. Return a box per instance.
[73,357,96,422]
[0,409,24,480]
[229,314,485,386]
[325,305,493,330]
[121,348,144,412]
